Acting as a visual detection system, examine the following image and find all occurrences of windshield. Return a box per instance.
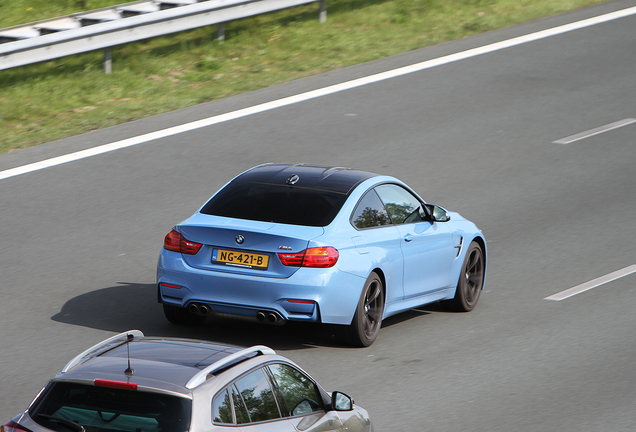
[200,181,348,227]
[30,382,191,432]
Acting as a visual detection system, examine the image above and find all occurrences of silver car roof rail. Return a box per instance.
[186,345,275,389]
[61,330,144,373]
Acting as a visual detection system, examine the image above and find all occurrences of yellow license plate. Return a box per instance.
[212,249,269,270]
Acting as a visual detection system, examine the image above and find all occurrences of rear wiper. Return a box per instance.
[37,414,85,432]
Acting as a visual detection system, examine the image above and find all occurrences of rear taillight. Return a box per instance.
[164,229,203,255]
[2,421,33,432]
[277,250,304,266]
[278,247,339,268]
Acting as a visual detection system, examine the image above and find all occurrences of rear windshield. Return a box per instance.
[30,382,191,432]
[200,182,348,227]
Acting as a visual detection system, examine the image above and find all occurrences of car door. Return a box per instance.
[267,363,347,432]
[212,364,346,432]
[212,368,297,432]
[374,184,455,299]
[349,188,404,304]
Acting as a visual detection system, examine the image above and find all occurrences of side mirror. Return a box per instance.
[331,391,354,411]
[426,204,450,222]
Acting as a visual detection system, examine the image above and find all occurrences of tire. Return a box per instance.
[346,272,384,347]
[444,242,485,312]
[163,304,206,325]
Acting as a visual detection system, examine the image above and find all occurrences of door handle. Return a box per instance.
[404,235,413,242]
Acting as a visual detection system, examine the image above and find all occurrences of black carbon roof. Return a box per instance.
[236,164,379,195]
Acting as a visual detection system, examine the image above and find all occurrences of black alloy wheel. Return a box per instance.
[445,241,485,312]
[348,272,384,347]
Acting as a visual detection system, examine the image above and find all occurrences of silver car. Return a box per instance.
[4,331,373,432]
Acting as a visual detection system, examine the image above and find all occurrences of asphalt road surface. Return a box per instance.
[1,1,635,430]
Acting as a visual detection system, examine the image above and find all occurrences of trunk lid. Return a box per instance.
[177,214,324,278]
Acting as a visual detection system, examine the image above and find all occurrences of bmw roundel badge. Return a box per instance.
[235,235,245,244]
[286,174,299,185]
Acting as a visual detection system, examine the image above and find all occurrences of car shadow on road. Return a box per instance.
[378,301,461,329]
[378,308,433,328]
[51,282,346,351]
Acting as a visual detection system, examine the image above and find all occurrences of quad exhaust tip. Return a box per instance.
[256,310,284,326]
[188,303,212,316]
[187,304,283,325]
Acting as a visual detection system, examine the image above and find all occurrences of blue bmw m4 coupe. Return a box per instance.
[157,164,487,346]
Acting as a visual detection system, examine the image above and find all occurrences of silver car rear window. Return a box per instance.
[30,382,191,432]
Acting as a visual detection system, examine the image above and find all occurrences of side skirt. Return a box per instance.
[383,287,455,319]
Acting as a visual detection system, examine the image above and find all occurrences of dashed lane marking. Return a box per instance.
[553,118,636,144]
[545,265,636,301]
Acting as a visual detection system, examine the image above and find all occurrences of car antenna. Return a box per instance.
[124,332,134,377]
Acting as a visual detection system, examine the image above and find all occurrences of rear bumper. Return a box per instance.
[157,250,365,325]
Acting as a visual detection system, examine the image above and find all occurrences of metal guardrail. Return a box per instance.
[0,0,326,73]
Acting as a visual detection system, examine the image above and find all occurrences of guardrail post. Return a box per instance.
[103,47,112,73]
[216,22,225,41]
[319,0,326,23]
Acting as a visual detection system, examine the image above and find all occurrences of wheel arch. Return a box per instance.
[370,267,388,319]
[468,235,487,288]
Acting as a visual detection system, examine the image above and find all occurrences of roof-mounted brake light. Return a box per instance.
[95,379,138,390]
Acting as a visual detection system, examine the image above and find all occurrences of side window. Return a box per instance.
[231,384,250,424]
[267,364,323,417]
[212,389,233,424]
[234,369,281,423]
[351,189,391,229]
[375,184,425,225]
[212,385,250,425]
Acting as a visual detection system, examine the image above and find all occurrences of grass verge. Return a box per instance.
[0,0,608,155]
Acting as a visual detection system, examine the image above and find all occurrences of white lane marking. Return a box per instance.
[545,265,636,301]
[2,6,636,181]
[553,118,636,144]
